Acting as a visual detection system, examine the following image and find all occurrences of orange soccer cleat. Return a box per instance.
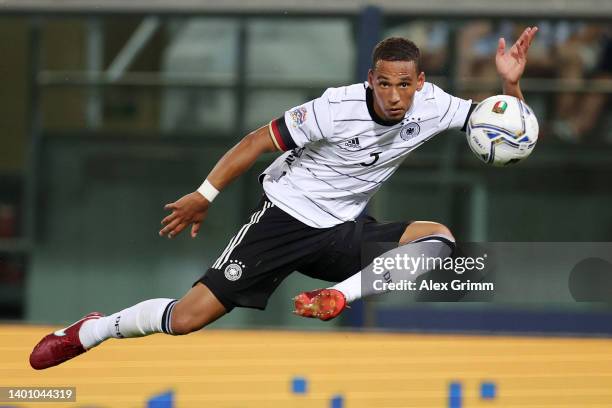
[293,288,347,321]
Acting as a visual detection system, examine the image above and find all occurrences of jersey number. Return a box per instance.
[360,152,381,167]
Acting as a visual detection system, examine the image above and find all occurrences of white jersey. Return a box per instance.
[261,81,471,228]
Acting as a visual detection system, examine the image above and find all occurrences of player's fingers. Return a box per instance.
[161,212,177,226]
[496,37,505,56]
[514,28,528,47]
[164,202,177,211]
[159,218,182,237]
[191,222,201,238]
[527,26,538,46]
[170,223,187,238]
[520,30,531,51]
[512,32,527,56]
[521,27,537,51]
[515,39,526,59]
[517,35,528,52]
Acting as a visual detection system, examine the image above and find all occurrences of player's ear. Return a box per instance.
[416,71,426,91]
[367,69,374,87]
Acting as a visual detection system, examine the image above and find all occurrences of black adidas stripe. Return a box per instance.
[161,300,178,335]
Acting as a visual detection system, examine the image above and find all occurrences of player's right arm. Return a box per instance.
[159,125,279,239]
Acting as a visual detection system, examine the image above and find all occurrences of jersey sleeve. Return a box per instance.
[432,84,472,131]
[268,89,334,151]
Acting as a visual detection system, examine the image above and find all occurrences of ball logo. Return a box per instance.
[492,101,508,114]
[400,122,420,141]
[224,260,245,281]
[471,135,485,150]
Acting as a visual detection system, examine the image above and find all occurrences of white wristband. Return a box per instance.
[197,179,219,203]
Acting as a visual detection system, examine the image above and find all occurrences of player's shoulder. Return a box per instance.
[419,82,448,100]
[321,82,367,103]
[416,81,455,111]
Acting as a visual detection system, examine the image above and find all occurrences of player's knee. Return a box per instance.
[170,307,207,335]
[169,283,226,335]
[399,221,455,244]
[429,223,454,241]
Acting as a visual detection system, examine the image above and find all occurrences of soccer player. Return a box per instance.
[30,27,538,369]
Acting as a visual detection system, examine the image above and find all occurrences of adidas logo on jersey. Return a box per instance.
[344,137,361,150]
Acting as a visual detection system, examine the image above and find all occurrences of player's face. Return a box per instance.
[368,60,425,122]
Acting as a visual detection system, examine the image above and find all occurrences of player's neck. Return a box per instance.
[366,87,403,127]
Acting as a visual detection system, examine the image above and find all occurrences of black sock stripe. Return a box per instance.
[168,302,178,334]
[161,300,178,334]
[166,301,177,334]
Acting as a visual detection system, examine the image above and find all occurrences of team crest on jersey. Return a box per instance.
[289,106,308,128]
[224,260,245,281]
[400,122,421,141]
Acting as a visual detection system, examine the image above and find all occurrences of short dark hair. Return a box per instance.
[372,37,421,72]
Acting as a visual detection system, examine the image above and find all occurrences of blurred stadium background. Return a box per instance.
[1,0,612,406]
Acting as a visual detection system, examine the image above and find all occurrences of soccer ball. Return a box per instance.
[466,95,539,166]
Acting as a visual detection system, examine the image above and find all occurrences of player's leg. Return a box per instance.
[170,282,226,334]
[29,197,276,370]
[79,282,226,344]
[294,221,455,320]
[29,282,226,370]
[330,220,454,301]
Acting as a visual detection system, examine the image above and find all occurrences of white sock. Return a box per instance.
[79,298,177,349]
[331,235,455,303]
[331,272,362,303]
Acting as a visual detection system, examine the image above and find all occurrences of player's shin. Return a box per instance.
[79,298,177,349]
[331,235,455,302]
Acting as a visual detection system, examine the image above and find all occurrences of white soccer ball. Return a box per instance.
[466,95,539,166]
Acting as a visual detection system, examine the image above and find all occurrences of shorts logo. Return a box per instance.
[400,122,420,141]
[289,106,308,128]
[224,260,245,281]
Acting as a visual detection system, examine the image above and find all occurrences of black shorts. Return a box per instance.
[195,195,409,311]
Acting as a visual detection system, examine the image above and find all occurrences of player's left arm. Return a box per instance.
[495,26,539,101]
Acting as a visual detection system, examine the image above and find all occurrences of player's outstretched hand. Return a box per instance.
[159,192,209,239]
[496,26,538,85]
